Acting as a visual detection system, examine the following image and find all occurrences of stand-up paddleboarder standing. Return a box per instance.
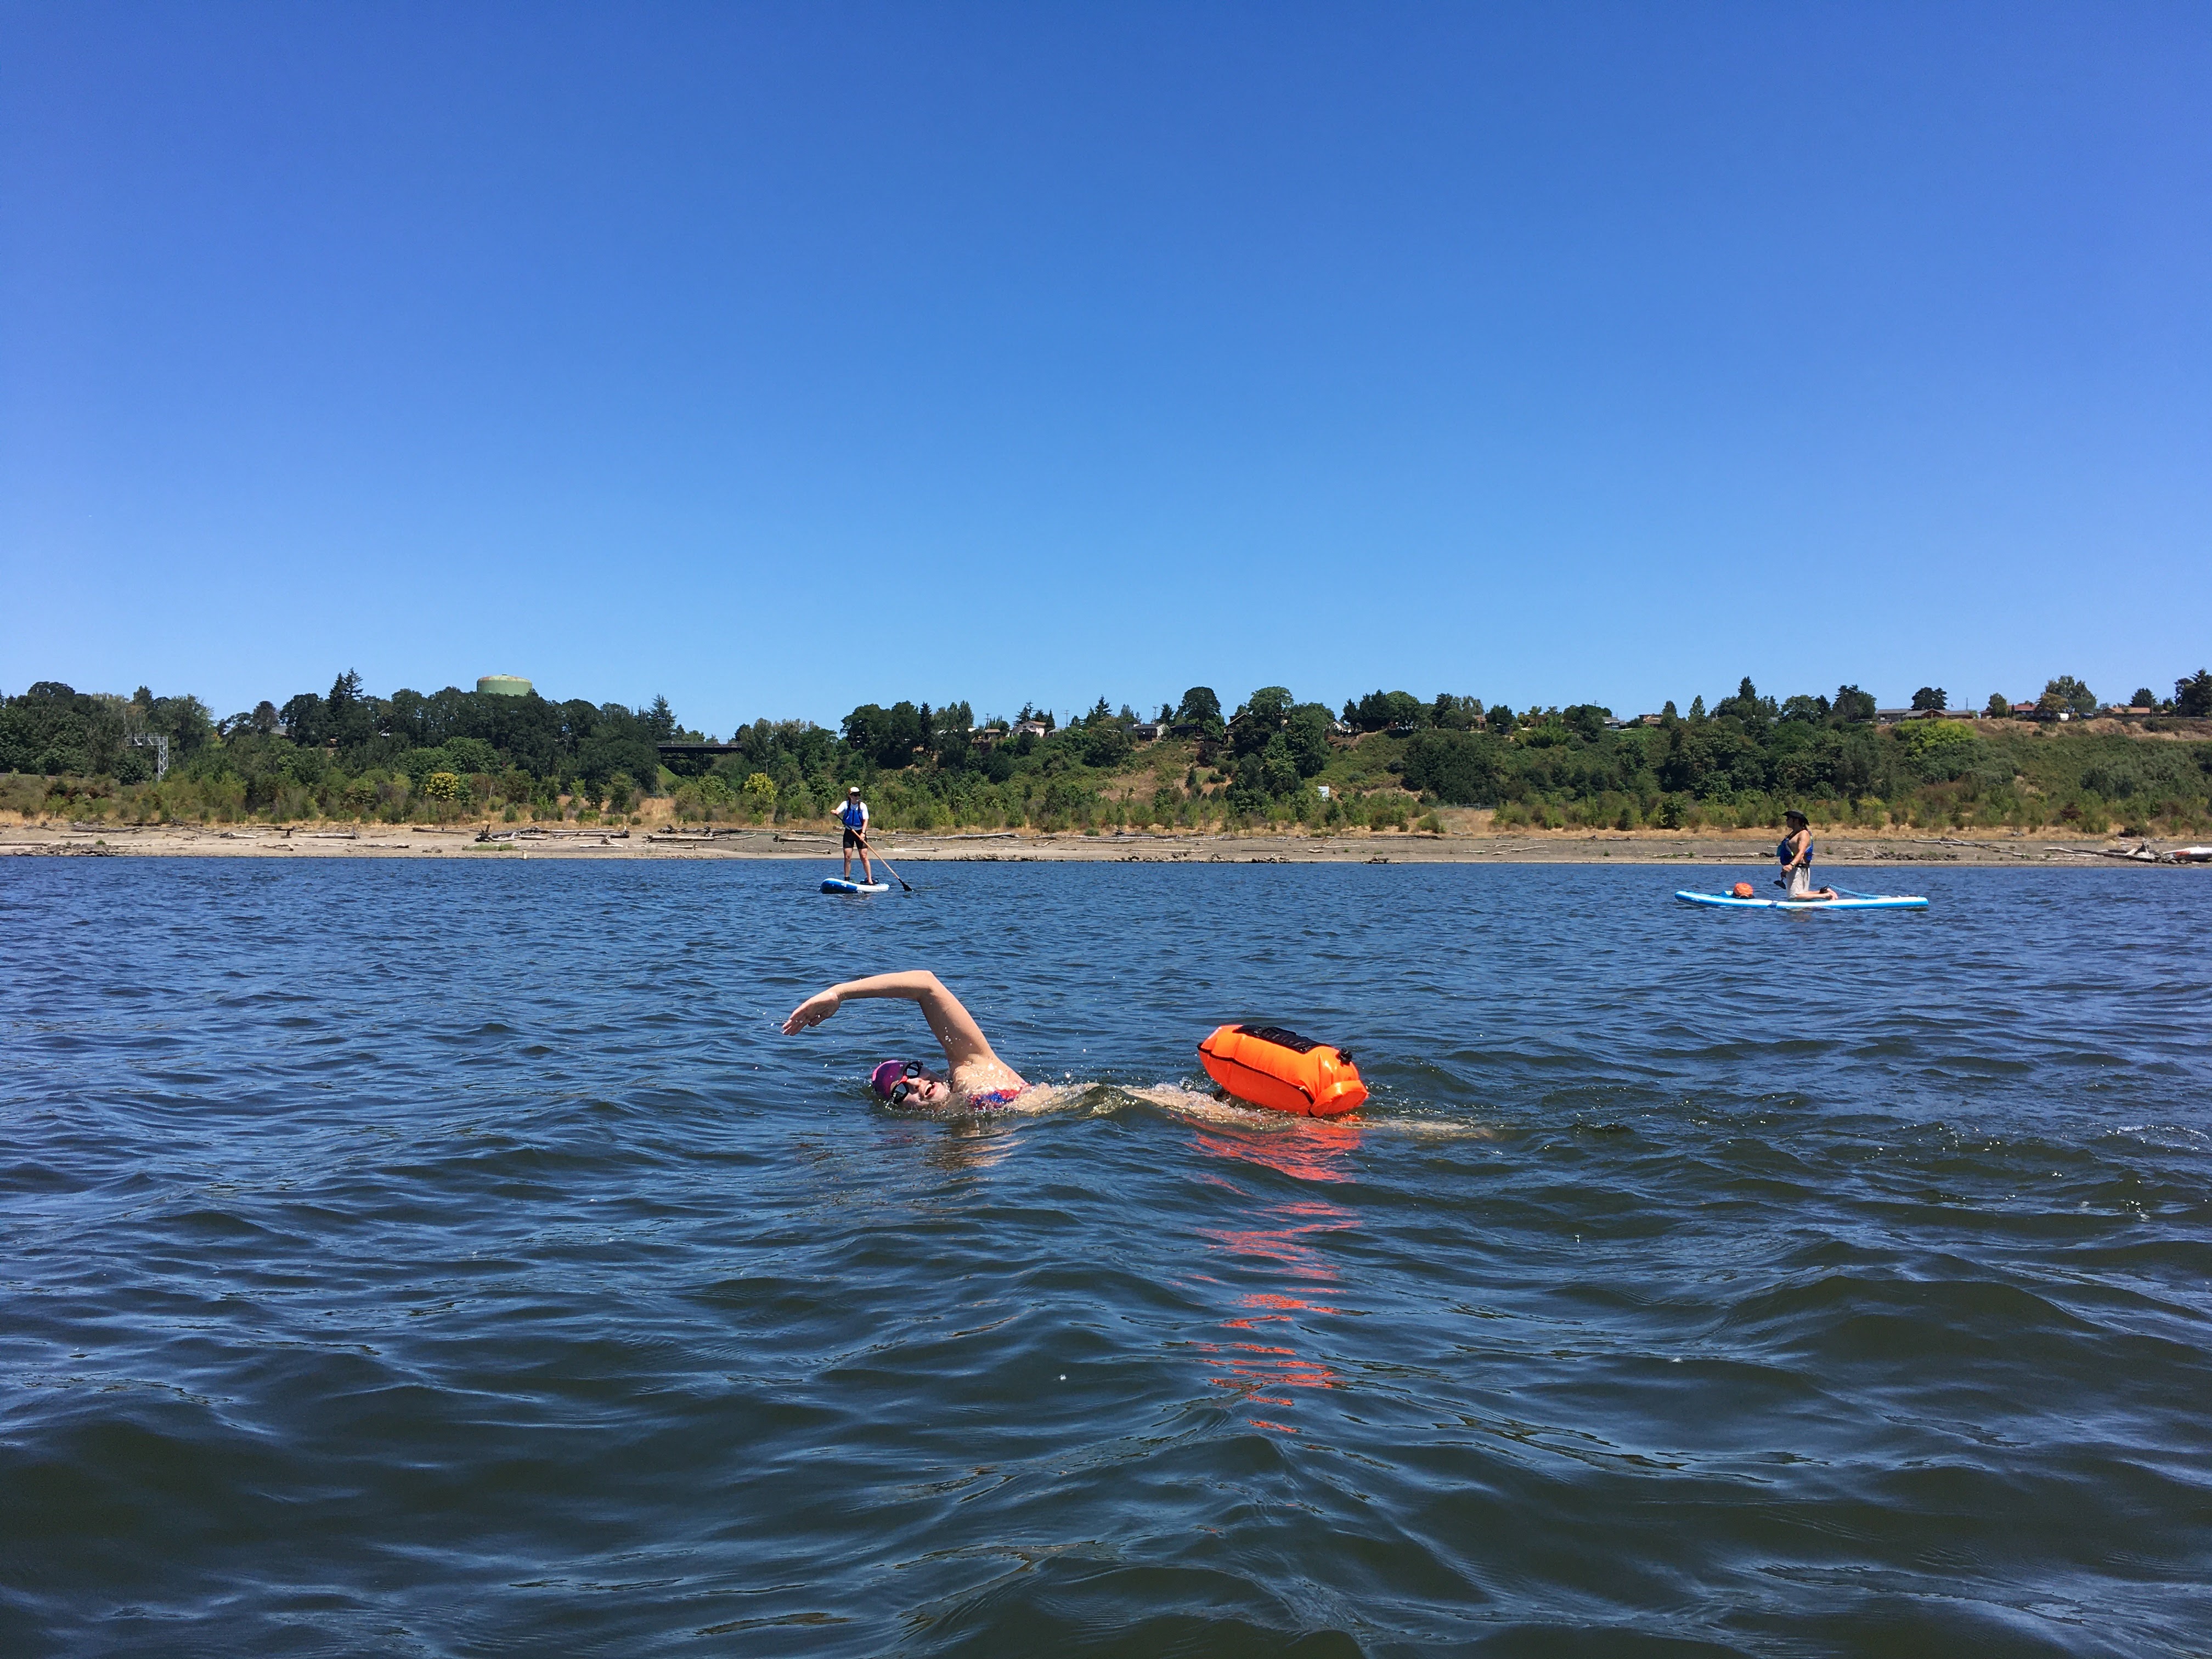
[838,787,876,885]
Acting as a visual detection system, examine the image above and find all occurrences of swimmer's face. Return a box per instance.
[891,1069,949,1107]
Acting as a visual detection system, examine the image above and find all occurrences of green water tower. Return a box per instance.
[477,674,533,697]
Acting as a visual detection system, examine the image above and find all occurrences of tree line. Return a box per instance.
[3,667,2209,835]
[1389,676,2212,835]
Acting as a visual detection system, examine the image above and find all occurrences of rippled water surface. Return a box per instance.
[4,859,2210,1657]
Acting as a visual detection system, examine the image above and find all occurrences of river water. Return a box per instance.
[3,859,2209,1656]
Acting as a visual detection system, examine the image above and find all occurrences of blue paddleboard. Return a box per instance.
[821,878,891,894]
[1675,888,1927,911]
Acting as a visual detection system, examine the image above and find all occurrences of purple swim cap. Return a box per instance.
[871,1060,910,1099]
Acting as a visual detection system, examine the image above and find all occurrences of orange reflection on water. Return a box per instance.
[1192,1338,1341,1406]
[1199,1199,1357,1278]
[1191,1115,1362,1184]
[1188,1120,1362,1433]
[1223,1291,1345,1328]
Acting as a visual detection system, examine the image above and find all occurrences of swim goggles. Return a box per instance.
[888,1060,926,1105]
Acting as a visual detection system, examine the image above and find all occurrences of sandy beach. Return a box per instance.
[4,820,2194,867]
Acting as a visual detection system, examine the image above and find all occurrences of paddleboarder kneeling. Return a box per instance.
[1779,810,1838,901]
[838,786,876,885]
[782,970,1029,1110]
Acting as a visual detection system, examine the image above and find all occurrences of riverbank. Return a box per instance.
[4,820,2198,866]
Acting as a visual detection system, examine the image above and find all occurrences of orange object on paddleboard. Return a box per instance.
[1731,881,1756,898]
[1197,1024,1368,1118]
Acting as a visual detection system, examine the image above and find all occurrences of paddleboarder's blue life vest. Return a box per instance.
[840,800,867,831]
[1778,834,1814,866]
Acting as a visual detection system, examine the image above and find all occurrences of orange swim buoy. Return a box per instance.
[1198,1024,1368,1118]
[1731,881,1756,898]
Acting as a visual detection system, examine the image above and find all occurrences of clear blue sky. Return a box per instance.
[4,2,2207,732]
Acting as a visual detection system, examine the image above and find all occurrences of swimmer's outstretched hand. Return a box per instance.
[782,987,842,1034]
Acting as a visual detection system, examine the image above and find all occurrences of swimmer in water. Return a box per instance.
[782,970,1029,1109]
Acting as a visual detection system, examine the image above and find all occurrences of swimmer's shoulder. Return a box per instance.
[952,1057,1026,1094]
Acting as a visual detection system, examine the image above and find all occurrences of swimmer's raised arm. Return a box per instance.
[782,971,998,1069]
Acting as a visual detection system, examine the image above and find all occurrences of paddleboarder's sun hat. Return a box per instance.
[848,786,861,795]
[1784,809,1809,825]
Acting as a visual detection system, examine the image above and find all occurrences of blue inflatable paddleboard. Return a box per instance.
[1675,887,1927,911]
[821,878,891,894]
